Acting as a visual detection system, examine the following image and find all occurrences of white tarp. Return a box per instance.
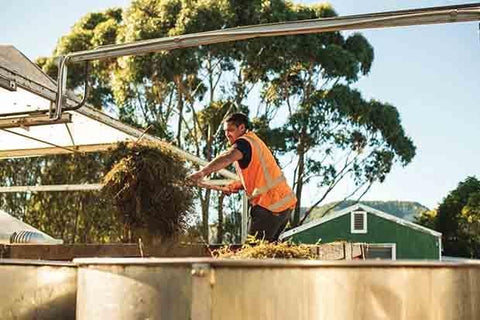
[0,45,137,158]
[0,45,236,179]
[0,86,134,155]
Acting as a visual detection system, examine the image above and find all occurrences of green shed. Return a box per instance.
[280,203,442,260]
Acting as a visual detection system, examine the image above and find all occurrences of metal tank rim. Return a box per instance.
[0,258,76,267]
[73,257,480,268]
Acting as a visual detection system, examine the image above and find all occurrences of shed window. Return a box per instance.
[351,211,367,233]
[364,243,396,260]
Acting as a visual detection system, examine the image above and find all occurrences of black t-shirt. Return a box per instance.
[233,138,252,169]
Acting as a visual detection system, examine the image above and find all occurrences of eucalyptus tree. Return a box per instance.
[0,158,43,219]
[25,0,417,242]
[24,153,121,243]
[239,3,416,225]
[37,8,123,108]
[0,154,121,243]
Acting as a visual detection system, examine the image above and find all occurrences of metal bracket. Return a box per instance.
[0,60,88,120]
[0,74,17,91]
[53,57,89,120]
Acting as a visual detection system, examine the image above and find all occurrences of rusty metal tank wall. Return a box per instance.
[74,258,480,320]
[0,259,77,320]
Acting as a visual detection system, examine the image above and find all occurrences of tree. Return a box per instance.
[37,8,123,108]
[237,3,416,225]
[435,176,480,257]
[15,0,416,243]
[0,158,43,219]
[415,209,437,230]
[0,154,122,243]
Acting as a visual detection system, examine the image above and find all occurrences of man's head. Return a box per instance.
[223,113,249,145]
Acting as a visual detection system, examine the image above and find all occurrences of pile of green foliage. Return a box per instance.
[102,142,195,242]
[212,237,316,260]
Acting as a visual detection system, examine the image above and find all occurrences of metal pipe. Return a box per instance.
[0,184,103,193]
[62,62,90,113]
[54,56,68,120]
[53,3,480,125]
[66,3,480,63]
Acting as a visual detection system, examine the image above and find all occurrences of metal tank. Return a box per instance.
[0,259,77,320]
[74,257,480,320]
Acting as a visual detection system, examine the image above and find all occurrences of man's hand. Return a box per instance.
[187,170,206,183]
[194,180,237,195]
[189,148,243,183]
[221,188,237,196]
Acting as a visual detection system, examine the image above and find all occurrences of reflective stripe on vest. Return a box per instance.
[267,192,296,212]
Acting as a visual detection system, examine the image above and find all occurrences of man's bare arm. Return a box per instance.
[188,148,243,182]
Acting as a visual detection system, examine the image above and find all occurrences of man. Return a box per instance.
[188,113,297,242]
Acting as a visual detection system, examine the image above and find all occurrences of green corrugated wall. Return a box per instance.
[289,212,440,259]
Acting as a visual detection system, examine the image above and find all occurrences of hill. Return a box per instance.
[303,200,430,222]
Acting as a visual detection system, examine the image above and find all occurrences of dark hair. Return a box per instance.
[225,113,249,129]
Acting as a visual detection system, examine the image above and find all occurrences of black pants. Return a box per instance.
[248,205,292,242]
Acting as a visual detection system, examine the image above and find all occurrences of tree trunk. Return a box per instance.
[174,75,184,147]
[293,141,306,227]
[217,193,225,244]
[201,189,211,242]
[72,198,81,244]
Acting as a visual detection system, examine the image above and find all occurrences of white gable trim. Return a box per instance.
[280,203,441,240]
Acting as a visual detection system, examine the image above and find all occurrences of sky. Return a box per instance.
[0,0,479,209]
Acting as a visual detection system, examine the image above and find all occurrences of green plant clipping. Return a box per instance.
[102,142,195,242]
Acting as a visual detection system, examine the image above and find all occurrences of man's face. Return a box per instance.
[224,121,246,145]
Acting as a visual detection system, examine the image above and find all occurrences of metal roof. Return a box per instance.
[0,45,135,157]
[0,45,56,91]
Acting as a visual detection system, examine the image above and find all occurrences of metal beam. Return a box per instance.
[0,184,103,193]
[53,3,480,120]
[67,3,480,63]
[0,113,71,129]
[0,67,57,105]
[0,143,119,158]
[0,179,234,193]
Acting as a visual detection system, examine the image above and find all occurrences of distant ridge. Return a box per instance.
[303,200,430,222]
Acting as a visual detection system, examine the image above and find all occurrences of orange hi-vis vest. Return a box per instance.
[234,132,297,213]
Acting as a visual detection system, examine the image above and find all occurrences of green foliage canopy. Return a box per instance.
[436,177,480,257]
